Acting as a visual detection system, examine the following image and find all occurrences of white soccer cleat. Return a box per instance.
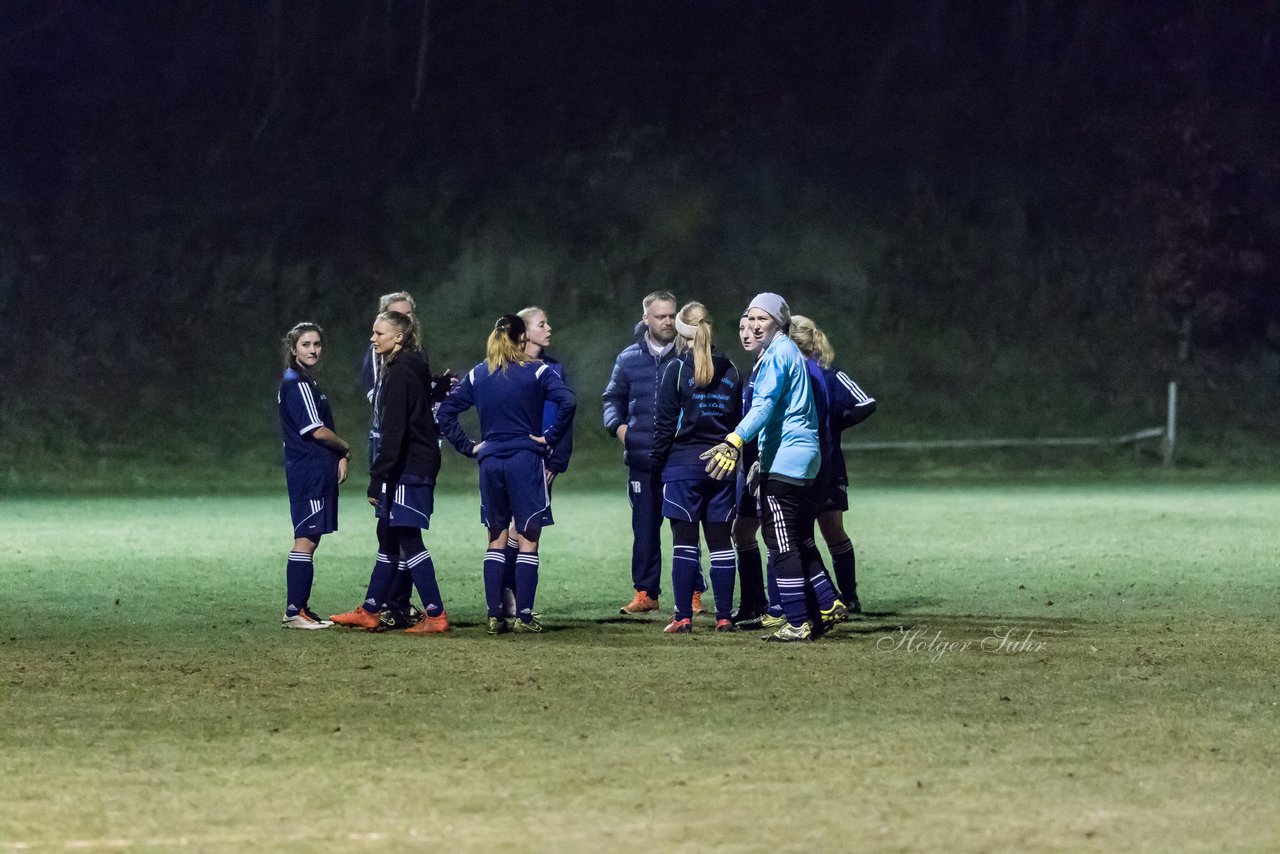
[281,611,333,630]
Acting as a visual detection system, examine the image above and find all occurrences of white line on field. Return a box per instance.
[2,830,404,850]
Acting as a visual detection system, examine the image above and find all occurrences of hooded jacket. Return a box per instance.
[368,348,442,498]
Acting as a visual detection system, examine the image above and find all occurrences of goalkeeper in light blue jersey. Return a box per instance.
[701,293,846,642]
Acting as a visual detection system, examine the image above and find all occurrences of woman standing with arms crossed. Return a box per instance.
[790,315,877,614]
[277,322,350,629]
[651,302,743,633]
[437,314,576,635]
[330,310,451,634]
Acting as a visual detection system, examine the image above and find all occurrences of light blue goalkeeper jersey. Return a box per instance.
[732,333,820,480]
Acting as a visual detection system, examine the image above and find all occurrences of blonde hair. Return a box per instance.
[378,291,420,350]
[789,315,835,368]
[517,305,547,355]
[378,291,416,312]
[642,291,677,313]
[486,314,534,373]
[676,301,715,388]
[374,310,417,379]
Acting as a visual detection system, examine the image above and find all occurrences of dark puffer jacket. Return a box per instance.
[601,323,677,473]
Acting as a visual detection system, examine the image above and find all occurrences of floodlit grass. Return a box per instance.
[1,485,1278,852]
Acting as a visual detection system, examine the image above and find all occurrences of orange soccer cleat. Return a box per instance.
[329,606,381,630]
[619,591,660,615]
[404,611,450,634]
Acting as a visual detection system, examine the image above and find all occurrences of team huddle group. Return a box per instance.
[277,289,876,642]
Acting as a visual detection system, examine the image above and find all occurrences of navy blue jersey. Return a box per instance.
[437,359,576,461]
[539,355,575,474]
[278,367,340,501]
[805,358,878,490]
[651,349,743,481]
[804,357,836,490]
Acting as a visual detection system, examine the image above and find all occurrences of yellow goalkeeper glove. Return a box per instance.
[700,433,744,480]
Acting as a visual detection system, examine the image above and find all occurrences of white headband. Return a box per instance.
[674,316,700,339]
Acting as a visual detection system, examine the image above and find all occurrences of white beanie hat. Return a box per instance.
[747,292,791,329]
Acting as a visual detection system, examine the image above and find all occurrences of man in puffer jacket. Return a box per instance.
[602,291,706,615]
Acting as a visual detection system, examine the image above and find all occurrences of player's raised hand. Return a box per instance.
[700,433,744,480]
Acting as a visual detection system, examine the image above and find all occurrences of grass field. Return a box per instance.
[2,485,1278,852]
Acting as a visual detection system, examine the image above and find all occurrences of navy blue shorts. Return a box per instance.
[291,495,338,538]
[374,478,435,529]
[662,478,736,524]
[815,482,849,513]
[480,451,549,533]
[540,479,556,527]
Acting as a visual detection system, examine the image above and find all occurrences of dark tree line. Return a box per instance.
[1,1,1277,477]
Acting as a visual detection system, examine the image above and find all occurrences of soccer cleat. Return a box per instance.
[691,591,708,616]
[763,621,813,642]
[379,605,422,630]
[760,612,788,630]
[663,617,693,634]
[730,607,765,629]
[714,619,736,633]
[619,590,660,615]
[282,611,331,630]
[850,595,863,615]
[404,610,449,634]
[487,617,511,635]
[502,587,518,619]
[329,606,381,630]
[820,599,849,634]
[511,615,544,634]
[300,606,334,627]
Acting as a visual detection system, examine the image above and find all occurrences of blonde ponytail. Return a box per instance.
[789,314,835,368]
[676,301,715,388]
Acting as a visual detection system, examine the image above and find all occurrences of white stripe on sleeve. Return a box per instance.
[836,372,873,404]
[296,382,324,434]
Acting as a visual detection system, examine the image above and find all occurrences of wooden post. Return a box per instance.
[1161,381,1177,467]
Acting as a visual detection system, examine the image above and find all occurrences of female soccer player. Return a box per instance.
[702,293,845,641]
[497,306,575,616]
[730,313,770,628]
[789,315,877,613]
[436,314,576,635]
[330,310,450,634]
[651,302,743,633]
[277,322,351,629]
